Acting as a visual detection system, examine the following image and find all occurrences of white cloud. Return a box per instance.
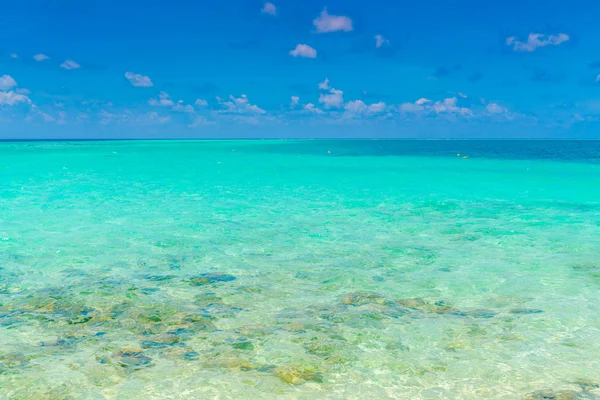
[10,53,18,59]
[148,91,174,107]
[290,96,299,107]
[400,103,425,113]
[261,2,276,15]
[60,60,80,70]
[195,99,208,106]
[221,94,265,114]
[375,34,389,48]
[173,100,194,113]
[345,100,386,114]
[486,103,508,114]
[305,103,324,114]
[100,110,170,125]
[319,88,344,109]
[313,8,353,33]
[148,92,195,112]
[506,33,569,52]
[125,71,154,87]
[0,75,17,90]
[189,116,213,128]
[345,100,366,113]
[16,88,31,95]
[289,44,317,58]
[432,97,472,115]
[400,98,431,112]
[400,97,471,115]
[143,112,170,124]
[368,101,386,113]
[33,53,50,62]
[0,91,31,106]
[39,112,56,122]
[318,78,330,90]
[596,74,600,83]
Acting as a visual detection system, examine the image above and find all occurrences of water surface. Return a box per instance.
[1,140,599,399]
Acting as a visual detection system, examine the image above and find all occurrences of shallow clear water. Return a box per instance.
[1,140,599,399]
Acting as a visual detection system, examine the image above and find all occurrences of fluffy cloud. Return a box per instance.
[100,110,170,126]
[221,94,265,114]
[189,116,213,128]
[506,33,569,52]
[10,53,18,59]
[195,99,208,106]
[305,103,324,114]
[39,112,56,122]
[313,9,352,33]
[289,44,317,58]
[173,100,194,113]
[345,100,386,114]
[596,74,600,83]
[399,98,432,112]
[0,75,17,90]
[374,35,389,48]
[148,91,174,107]
[319,88,344,109]
[60,60,80,70]
[148,93,194,112]
[345,100,366,113]
[125,71,154,87]
[290,96,300,107]
[432,97,472,115]
[367,101,386,113]
[318,78,330,90]
[33,54,49,61]
[400,97,472,115]
[0,91,32,106]
[261,2,276,15]
[486,103,508,114]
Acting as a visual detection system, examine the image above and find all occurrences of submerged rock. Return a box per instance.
[342,292,391,306]
[510,308,544,315]
[189,273,236,286]
[0,352,31,369]
[201,303,244,318]
[304,338,346,358]
[574,379,599,390]
[179,316,216,333]
[273,365,323,385]
[237,285,262,294]
[232,341,254,351]
[40,336,82,349]
[143,274,177,282]
[113,349,152,369]
[524,389,583,399]
[572,263,600,279]
[184,351,199,361]
[207,356,253,371]
[193,292,222,306]
[140,333,180,349]
[63,306,97,325]
[464,309,496,319]
[396,298,456,314]
[235,325,274,337]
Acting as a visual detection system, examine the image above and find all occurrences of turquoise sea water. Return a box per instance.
[1,140,599,399]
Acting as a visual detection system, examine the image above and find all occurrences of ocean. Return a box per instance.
[1,140,599,399]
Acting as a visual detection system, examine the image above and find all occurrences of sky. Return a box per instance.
[1,0,600,139]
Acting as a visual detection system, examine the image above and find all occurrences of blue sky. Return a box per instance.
[1,0,600,138]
